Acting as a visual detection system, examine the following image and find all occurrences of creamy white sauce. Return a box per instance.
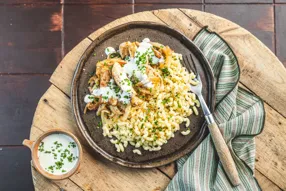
[142,38,150,43]
[84,38,165,105]
[84,94,94,103]
[118,72,133,92]
[87,79,131,105]
[105,47,116,56]
[122,38,159,88]
[37,133,79,175]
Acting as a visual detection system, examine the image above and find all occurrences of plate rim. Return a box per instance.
[71,21,215,168]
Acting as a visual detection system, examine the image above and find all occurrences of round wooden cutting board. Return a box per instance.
[29,9,286,191]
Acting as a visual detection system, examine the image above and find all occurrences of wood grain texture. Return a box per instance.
[135,4,202,13]
[208,122,240,186]
[255,170,282,191]
[50,38,92,96]
[0,0,59,4]
[205,4,275,51]
[88,11,164,40]
[275,5,286,67]
[0,76,50,145]
[39,9,286,190]
[157,163,282,190]
[205,0,272,3]
[0,5,61,73]
[64,0,132,3]
[0,147,34,191]
[64,4,132,54]
[30,85,170,191]
[181,9,286,117]
[275,0,286,3]
[135,0,202,3]
[255,103,286,190]
[158,162,176,178]
[153,9,202,39]
[51,11,164,96]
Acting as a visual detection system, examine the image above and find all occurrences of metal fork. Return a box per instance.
[183,54,241,186]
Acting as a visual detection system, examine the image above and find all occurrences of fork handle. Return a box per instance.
[206,115,241,186]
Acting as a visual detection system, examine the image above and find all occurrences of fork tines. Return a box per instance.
[183,54,197,74]
[183,54,201,82]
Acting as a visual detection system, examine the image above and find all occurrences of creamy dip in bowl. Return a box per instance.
[23,129,82,180]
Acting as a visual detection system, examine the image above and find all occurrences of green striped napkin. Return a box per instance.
[166,28,265,190]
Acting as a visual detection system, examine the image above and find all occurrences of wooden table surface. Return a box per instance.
[0,1,286,191]
[28,8,286,191]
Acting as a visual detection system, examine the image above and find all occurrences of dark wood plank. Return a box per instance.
[64,0,132,4]
[275,5,286,67]
[0,76,50,145]
[64,5,132,54]
[0,5,62,74]
[135,0,202,4]
[1,0,59,4]
[0,147,34,191]
[205,4,275,52]
[205,0,272,3]
[135,4,202,13]
[275,0,286,3]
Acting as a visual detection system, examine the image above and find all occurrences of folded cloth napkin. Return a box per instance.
[166,28,265,191]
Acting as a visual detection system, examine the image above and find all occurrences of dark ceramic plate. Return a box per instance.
[71,22,215,168]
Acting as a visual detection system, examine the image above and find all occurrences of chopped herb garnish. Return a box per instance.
[162,98,170,105]
[67,154,74,162]
[61,152,67,159]
[88,96,94,101]
[38,142,44,152]
[125,56,131,61]
[161,67,170,77]
[115,124,119,130]
[98,121,102,127]
[93,53,96,56]
[177,101,182,108]
[102,96,108,100]
[69,142,77,148]
[64,149,70,154]
[114,86,120,93]
[48,166,54,171]
[39,139,79,174]
[110,52,121,58]
[55,161,64,170]
[154,120,158,126]
[145,116,148,122]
